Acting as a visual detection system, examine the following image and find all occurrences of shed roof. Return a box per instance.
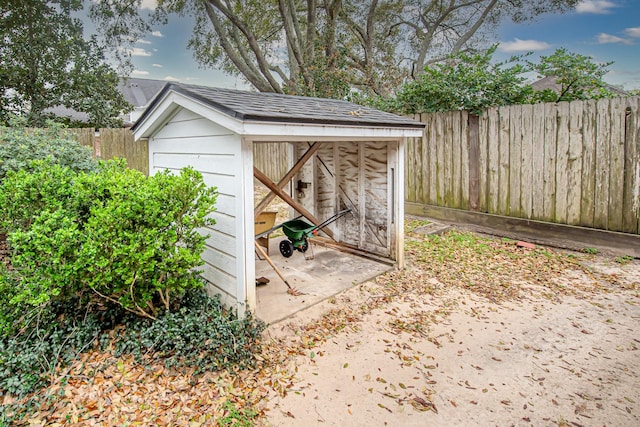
[133,83,424,131]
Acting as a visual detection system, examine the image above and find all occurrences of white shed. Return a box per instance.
[132,83,424,316]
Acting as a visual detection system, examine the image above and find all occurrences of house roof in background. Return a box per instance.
[118,78,168,108]
[135,83,424,130]
[531,76,627,96]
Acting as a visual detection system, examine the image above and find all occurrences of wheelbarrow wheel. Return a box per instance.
[279,240,294,258]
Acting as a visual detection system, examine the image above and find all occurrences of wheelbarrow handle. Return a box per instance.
[313,208,352,231]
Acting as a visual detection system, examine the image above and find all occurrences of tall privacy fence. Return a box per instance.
[64,128,149,176]
[8,96,638,236]
[405,96,640,235]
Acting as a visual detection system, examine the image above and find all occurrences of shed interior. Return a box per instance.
[251,140,400,323]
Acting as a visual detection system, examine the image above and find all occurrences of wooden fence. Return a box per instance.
[406,96,640,235]
[65,128,149,176]
[253,142,290,181]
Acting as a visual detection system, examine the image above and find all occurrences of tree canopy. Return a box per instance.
[370,46,620,115]
[91,0,579,98]
[0,0,130,127]
[529,48,617,102]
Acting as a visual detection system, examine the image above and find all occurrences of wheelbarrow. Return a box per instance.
[279,208,352,258]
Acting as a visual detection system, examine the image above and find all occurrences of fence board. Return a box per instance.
[555,102,570,224]
[443,113,453,205]
[531,103,545,220]
[435,113,445,205]
[460,111,470,210]
[594,99,611,230]
[623,97,640,233]
[486,107,500,213]
[508,104,522,216]
[421,113,430,204]
[498,106,511,216]
[567,100,584,225]
[478,112,489,212]
[608,98,626,231]
[520,104,533,218]
[580,100,597,228]
[427,114,438,205]
[452,112,462,208]
[542,103,557,222]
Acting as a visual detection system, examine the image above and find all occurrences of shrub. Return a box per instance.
[114,289,265,372]
[77,163,218,318]
[0,160,217,332]
[0,120,97,181]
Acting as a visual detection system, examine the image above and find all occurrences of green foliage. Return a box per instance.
[366,44,623,114]
[113,290,265,372]
[0,160,217,332]
[614,255,634,265]
[78,163,218,318]
[0,289,264,409]
[218,400,259,427]
[0,1,130,127]
[0,120,97,182]
[529,48,616,102]
[371,46,533,114]
[0,296,112,398]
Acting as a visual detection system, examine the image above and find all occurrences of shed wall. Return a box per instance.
[149,108,249,310]
[295,141,399,259]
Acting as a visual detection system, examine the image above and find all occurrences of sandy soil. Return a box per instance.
[262,254,640,427]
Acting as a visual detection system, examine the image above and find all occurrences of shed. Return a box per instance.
[132,83,424,316]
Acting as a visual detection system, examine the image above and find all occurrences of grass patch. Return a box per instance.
[405,230,595,301]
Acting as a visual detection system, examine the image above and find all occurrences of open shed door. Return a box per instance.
[310,141,393,257]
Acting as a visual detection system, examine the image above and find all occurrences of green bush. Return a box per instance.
[0,160,217,332]
[0,120,97,181]
[78,163,218,318]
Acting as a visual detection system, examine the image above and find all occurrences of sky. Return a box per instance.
[126,0,640,91]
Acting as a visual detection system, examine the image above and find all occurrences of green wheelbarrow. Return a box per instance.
[279,208,352,258]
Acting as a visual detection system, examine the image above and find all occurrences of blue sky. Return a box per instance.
[127,0,640,90]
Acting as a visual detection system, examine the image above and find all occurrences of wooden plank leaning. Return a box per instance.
[253,166,336,241]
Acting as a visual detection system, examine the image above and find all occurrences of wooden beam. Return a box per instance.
[253,166,336,240]
[255,142,321,217]
[405,202,640,258]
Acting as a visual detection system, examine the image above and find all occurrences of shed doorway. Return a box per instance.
[252,140,397,324]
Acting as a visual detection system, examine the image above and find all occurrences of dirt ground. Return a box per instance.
[260,237,640,427]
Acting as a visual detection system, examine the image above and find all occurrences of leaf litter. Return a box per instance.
[6,228,639,425]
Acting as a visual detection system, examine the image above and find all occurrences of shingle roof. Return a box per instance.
[118,78,168,108]
[135,82,424,129]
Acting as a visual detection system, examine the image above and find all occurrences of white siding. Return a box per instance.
[148,108,250,312]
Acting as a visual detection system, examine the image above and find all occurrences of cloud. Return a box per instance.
[624,27,640,38]
[129,47,152,57]
[163,76,180,81]
[140,0,157,10]
[499,38,552,53]
[151,31,164,38]
[152,63,163,68]
[597,33,633,45]
[575,0,617,14]
[137,39,152,45]
[131,70,150,76]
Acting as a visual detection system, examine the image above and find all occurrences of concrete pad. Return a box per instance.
[255,238,392,324]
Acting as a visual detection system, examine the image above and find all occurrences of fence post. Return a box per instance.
[468,114,480,211]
